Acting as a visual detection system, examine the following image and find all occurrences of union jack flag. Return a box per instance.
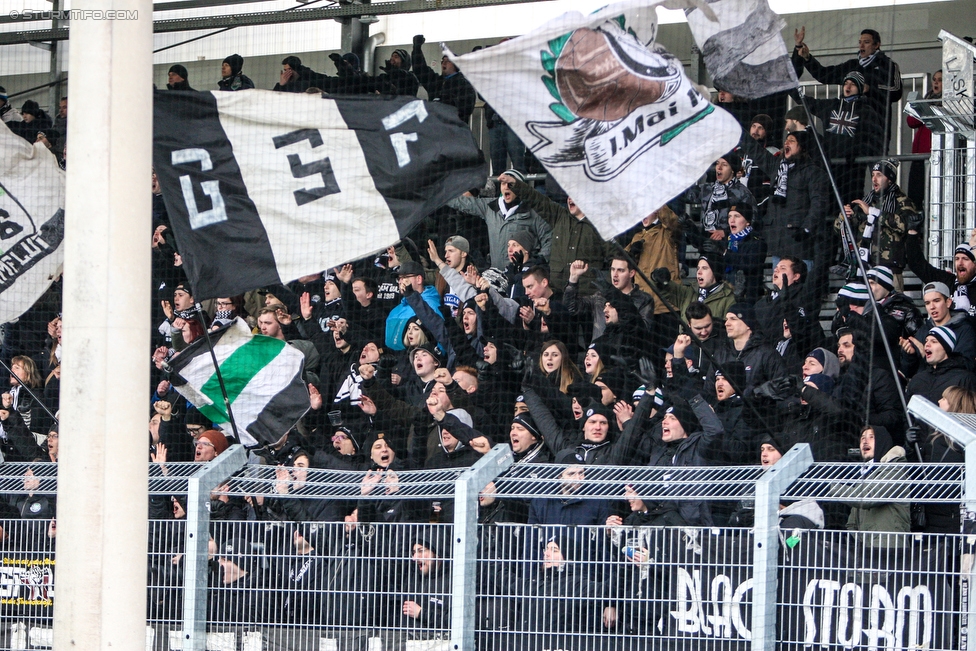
[827,106,860,138]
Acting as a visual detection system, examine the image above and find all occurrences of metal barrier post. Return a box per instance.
[751,443,814,651]
[182,444,248,651]
[908,394,976,650]
[451,444,514,651]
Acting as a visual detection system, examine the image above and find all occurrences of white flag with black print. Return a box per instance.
[446,0,742,237]
[153,90,486,300]
[683,0,797,99]
[169,317,309,447]
[0,126,64,324]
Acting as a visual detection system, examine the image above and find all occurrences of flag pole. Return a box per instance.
[609,241,779,439]
[794,89,915,435]
[193,304,241,442]
[0,358,59,426]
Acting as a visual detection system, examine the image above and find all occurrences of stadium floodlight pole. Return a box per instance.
[795,89,915,433]
[193,303,242,442]
[0,357,59,426]
[609,241,779,439]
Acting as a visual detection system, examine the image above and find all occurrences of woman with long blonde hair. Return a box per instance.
[921,386,976,533]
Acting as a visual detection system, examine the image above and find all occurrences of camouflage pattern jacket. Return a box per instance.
[835,186,915,272]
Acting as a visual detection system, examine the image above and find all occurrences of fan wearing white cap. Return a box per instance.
[906,224,976,317]
[900,281,976,365]
[841,159,917,289]
[905,325,976,405]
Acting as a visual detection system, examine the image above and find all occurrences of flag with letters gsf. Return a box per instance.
[152,90,486,300]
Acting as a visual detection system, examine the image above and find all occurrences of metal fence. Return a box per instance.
[2,519,972,651]
[2,396,975,650]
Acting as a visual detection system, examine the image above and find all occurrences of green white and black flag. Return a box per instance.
[0,126,65,324]
[446,0,742,237]
[169,317,309,446]
[153,90,486,300]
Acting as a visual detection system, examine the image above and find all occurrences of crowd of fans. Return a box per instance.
[0,22,968,642]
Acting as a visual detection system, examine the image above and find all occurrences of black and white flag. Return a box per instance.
[153,90,486,299]
[0,126,65,324]
[684,0,797,99]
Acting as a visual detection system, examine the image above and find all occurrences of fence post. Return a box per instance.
[908,394,976,650]
[752,443,813,651]
[182,444,248,651]
[451,444,514,651]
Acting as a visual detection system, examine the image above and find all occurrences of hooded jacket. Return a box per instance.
[905,354,976,405]
[832,426,910,545]
[448,194,553,269]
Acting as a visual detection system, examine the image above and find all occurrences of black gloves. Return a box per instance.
[753,376,800,401]
[413,34,426,49]
[907,211,924,233]
[651,267,671,288]
[627,240,645,260]
[792,228,811,242]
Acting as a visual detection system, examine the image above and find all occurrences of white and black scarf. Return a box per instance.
[703,181,732,231]
[858,52,878,68]
[864,184,900,218]
[498,197,519,220]
[773,160,794,202]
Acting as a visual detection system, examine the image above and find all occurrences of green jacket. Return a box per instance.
[512,180,610,293]
[659,281,737,323]
[833,446,911,547]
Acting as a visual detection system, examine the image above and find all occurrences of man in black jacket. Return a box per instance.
[411,34,476,123]
[822,327,907,445]
[792,27,902,152]
[739,128,830,268]
[713,303,787,396]
[905,326,976,404]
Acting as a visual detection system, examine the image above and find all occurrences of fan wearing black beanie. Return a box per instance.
[665,255,736,322]
[217,54,254,91]
[166,64,194,91]
[640,395,724,526]
[678,151,757,255]
[519,385,654,466]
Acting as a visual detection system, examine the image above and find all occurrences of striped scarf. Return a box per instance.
[864,184,901,219]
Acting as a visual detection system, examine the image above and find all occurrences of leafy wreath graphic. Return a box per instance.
[540,15,636,124]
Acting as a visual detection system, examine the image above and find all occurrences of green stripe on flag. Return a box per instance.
[198,335,287,415]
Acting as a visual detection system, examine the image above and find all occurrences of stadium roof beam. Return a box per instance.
[0,0,552,45]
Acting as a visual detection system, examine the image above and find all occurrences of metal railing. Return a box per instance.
[2,419,975,650]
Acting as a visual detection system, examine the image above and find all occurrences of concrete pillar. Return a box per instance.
[53,0,153,646]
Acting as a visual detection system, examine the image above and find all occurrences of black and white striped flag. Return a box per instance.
[153,90,486,299]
